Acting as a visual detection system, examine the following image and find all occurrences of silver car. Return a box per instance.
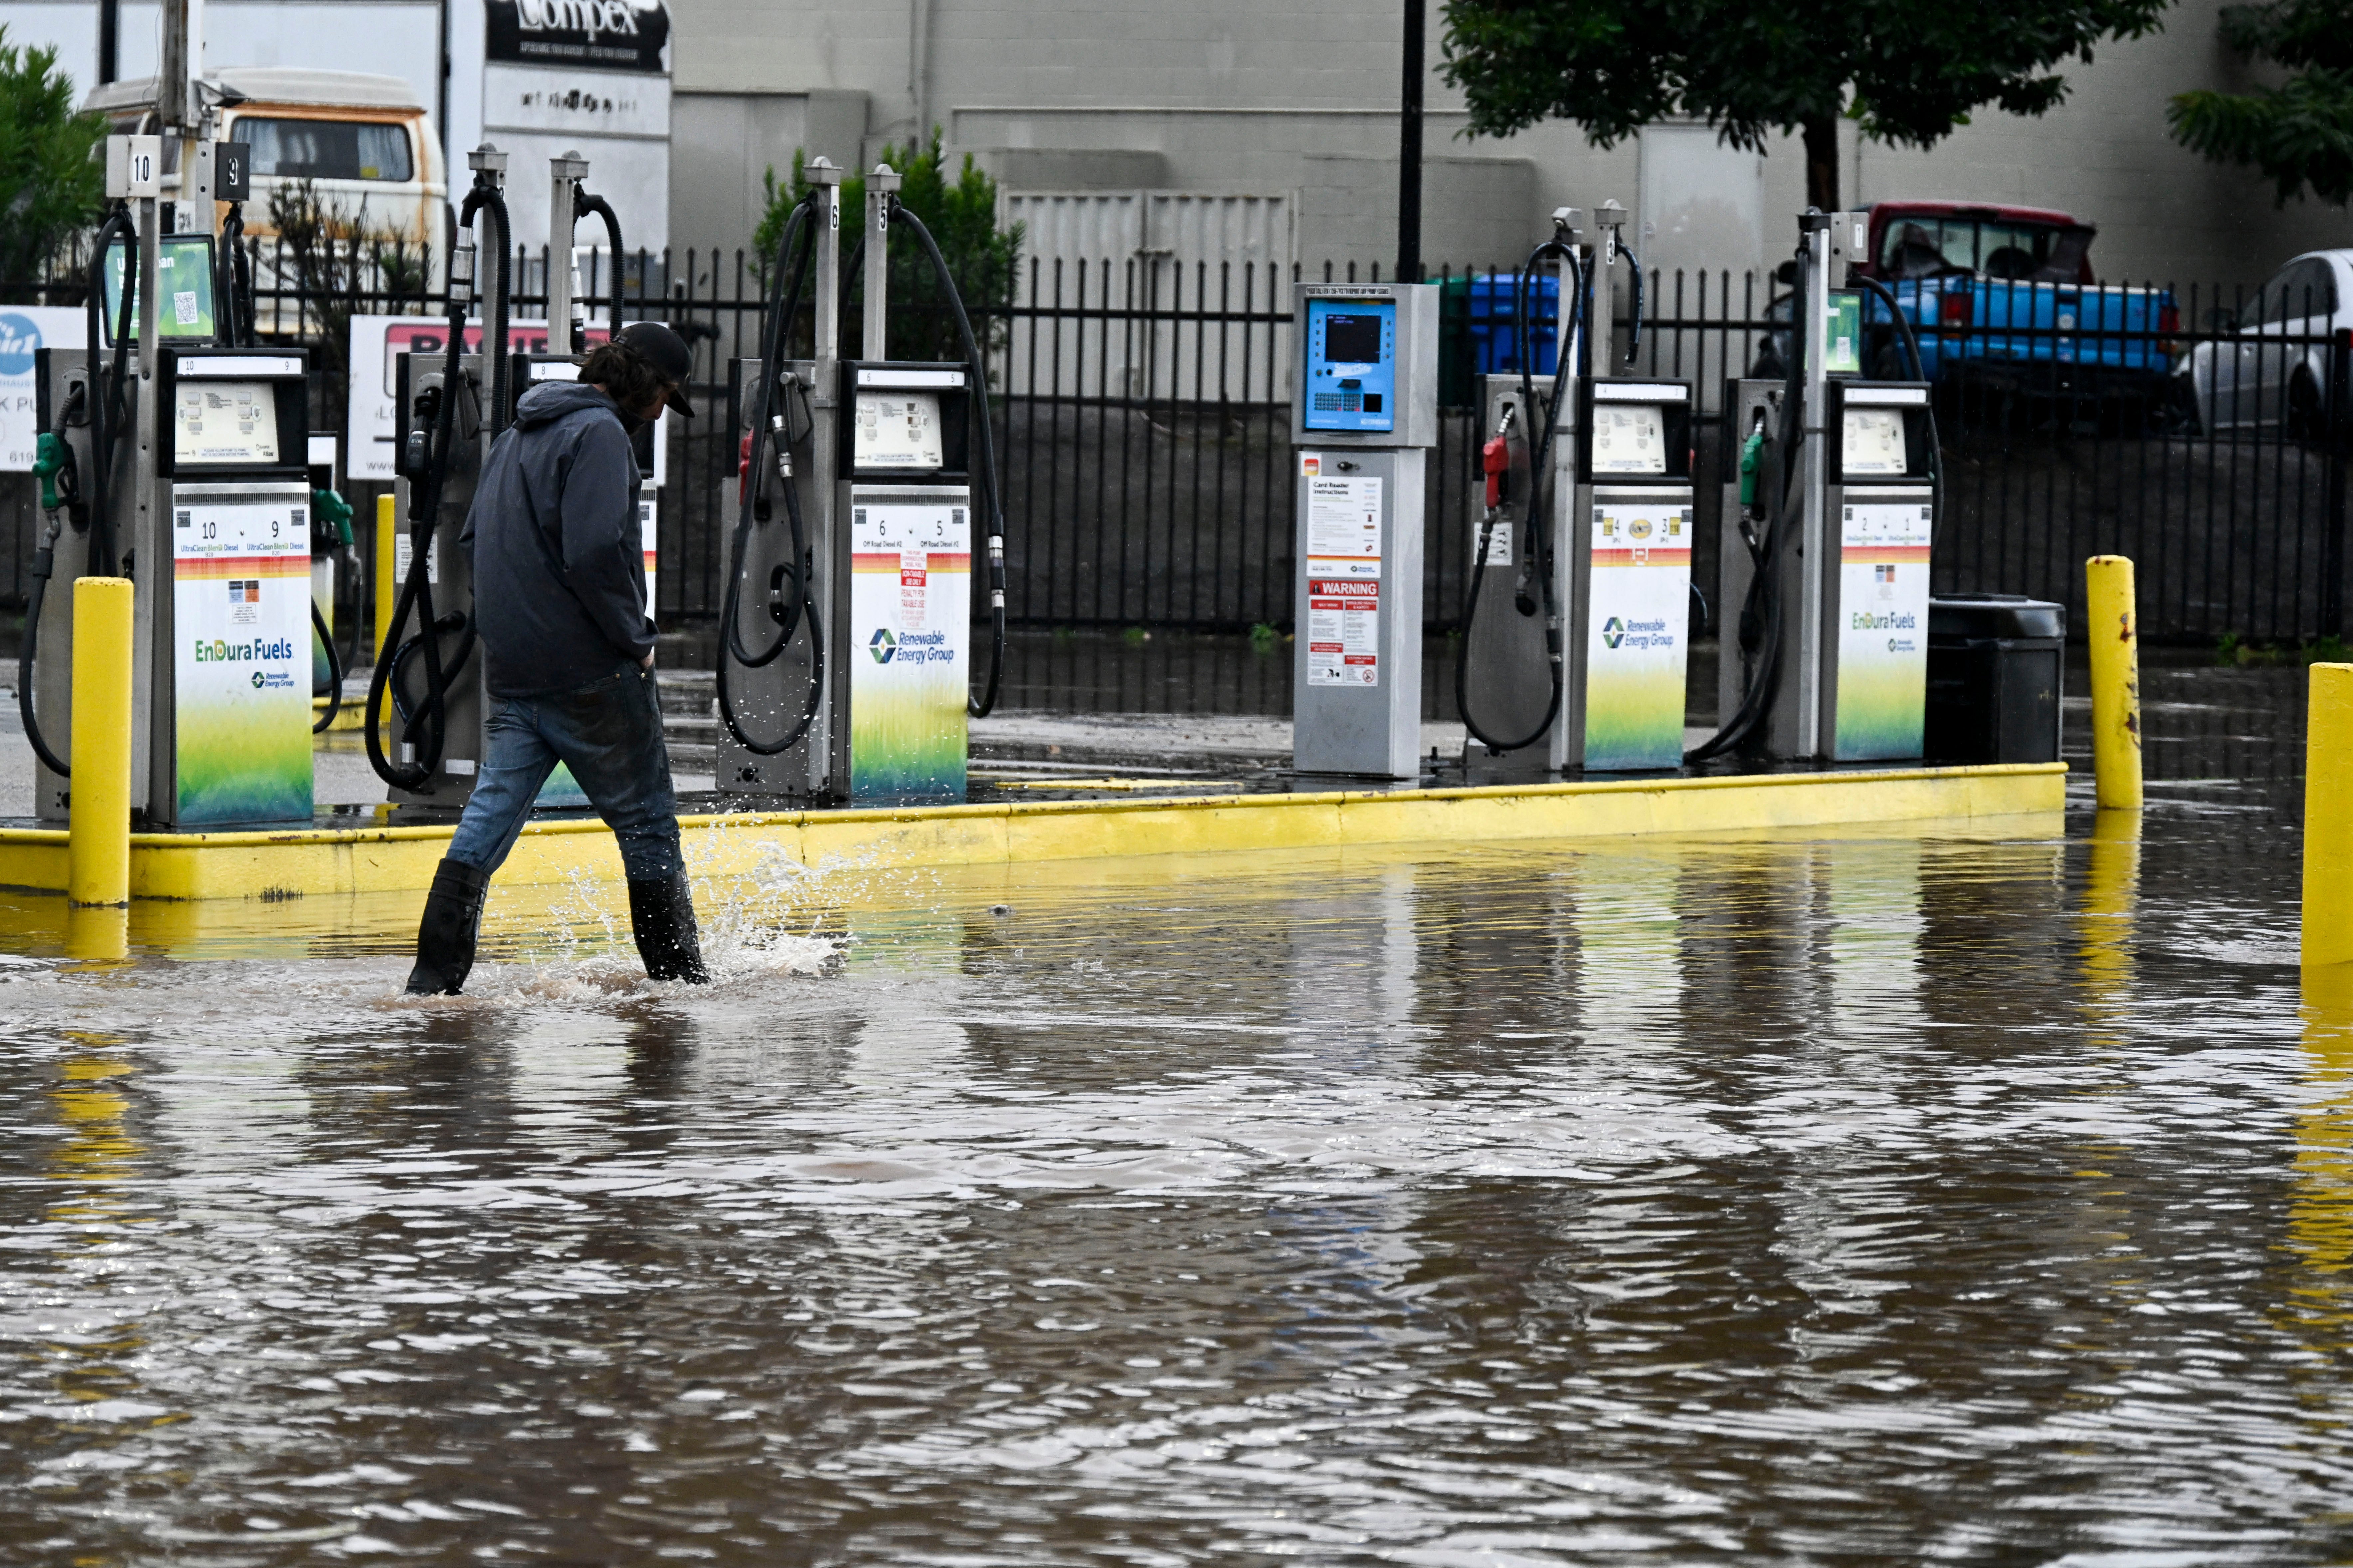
[2188,249,2353,436]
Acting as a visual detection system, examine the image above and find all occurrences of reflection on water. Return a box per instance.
[4,797,2350,1563]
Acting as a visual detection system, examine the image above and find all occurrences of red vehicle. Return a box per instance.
[1855,201,2097,285]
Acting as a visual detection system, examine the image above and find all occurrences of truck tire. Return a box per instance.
[2289,368,2325,447]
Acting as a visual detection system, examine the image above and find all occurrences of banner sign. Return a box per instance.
[486,0,670,74]
[847,486,969,804]
[172,482,314,826]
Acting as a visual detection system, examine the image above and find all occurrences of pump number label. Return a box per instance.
[1307,578,1379,687]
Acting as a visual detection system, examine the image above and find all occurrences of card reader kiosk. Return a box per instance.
[1290,283,1439,778]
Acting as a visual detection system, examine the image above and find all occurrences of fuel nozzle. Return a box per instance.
[32,430,67,516]
[1738,406,1767,510]
[1480,403,1517,514]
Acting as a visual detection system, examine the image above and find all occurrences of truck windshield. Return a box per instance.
[1879,219,2078,281]
[240,117,413,182]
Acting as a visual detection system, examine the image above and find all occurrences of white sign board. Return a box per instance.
[0,307,89,471]
[347,314,670,484]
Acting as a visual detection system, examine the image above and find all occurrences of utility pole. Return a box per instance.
[98,0,119,83]
[1397,0,1424,284]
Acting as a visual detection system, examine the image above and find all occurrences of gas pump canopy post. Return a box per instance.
[1290,280,1440,780]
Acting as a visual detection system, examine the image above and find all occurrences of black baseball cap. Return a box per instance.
[614,320,695,418]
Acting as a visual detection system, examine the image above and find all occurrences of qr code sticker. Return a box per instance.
[173,290,198,326]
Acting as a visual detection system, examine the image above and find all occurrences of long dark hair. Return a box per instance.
[580,337,671,414]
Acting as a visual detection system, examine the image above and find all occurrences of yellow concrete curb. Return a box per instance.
[0,761,2068,902]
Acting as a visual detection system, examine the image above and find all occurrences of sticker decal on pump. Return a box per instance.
[1304,475,1382,578]
[1583,499,1692,770]
[1833,499,1932,760]
[1307,578,1379,687]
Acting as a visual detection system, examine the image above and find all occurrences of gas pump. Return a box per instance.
[1289,279,1440,779]
[714,159,1009,804]
[1459,211,1580,770]
[371,145,512,809]
[1457,202,1681,773]
[22,133,317,828]
[1703,209,1938,763]
[370,146,659,812]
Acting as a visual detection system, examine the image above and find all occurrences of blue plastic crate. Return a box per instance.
[1466,272,1562,377]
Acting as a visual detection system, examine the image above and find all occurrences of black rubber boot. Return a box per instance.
[405,858,493,995]
[629,872,709,984]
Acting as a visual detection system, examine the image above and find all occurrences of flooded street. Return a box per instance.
[4,664,2349,1563]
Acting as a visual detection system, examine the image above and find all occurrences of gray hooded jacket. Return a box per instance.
[462,380,652,698]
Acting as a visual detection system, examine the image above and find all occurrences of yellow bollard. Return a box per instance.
[2085,555,2143,810]
[66,577,132,908]
[375,492,397,659]
[2306,663,2353,967]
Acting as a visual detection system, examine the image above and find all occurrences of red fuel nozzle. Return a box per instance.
[1482,433,1510,510]
[1481,405,1517,509]
[737,429,753,502]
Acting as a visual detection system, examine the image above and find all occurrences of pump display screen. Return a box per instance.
[1303,297,1398,434]
[1842,408,1910,476]
[855,391,944,469]
[174,379,281,465]
[1589,404,1667,474]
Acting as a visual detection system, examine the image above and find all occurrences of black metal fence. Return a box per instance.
[4,243,2343,650]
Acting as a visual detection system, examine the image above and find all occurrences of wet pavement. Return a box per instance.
[3,657,2349,1564]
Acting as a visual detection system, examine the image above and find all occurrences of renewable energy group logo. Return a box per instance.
[869,628,897,664]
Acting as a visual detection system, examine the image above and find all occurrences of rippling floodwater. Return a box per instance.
[6,667,2350,1564]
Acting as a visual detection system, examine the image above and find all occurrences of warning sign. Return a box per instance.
[1307,576,1379,687]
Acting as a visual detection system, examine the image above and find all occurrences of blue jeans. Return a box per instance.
[446,661,684,883]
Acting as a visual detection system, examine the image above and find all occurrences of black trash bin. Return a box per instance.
[1925,594,2066,764]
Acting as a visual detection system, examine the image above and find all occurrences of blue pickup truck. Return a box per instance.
[1762,202,2180,402]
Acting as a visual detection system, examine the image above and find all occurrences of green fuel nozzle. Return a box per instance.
[32,431,66,514]
[1737,413,1767,508]
[312,487,354,549]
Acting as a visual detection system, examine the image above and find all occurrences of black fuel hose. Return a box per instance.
[892,200,1008,718]
[86,204,137,580]
[19,512,68,777]
[312,597,343,733]
[1455,236,1583,756]
[1616,239,1644,366]
[1687,236,1810,764]
[29,205,141,779]
[1854,271,1944,541]
[576,190,625,338]
[715,191,827,756]
[479,188,512,436]
[366,177,505,789]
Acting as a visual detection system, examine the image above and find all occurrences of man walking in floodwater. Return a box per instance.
[405,322,709,994]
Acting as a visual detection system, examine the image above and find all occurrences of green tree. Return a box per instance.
[2170,0,2353,204]
[0,26,103,293]
[752,133,1023,365]
[1439,0,2169,213]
